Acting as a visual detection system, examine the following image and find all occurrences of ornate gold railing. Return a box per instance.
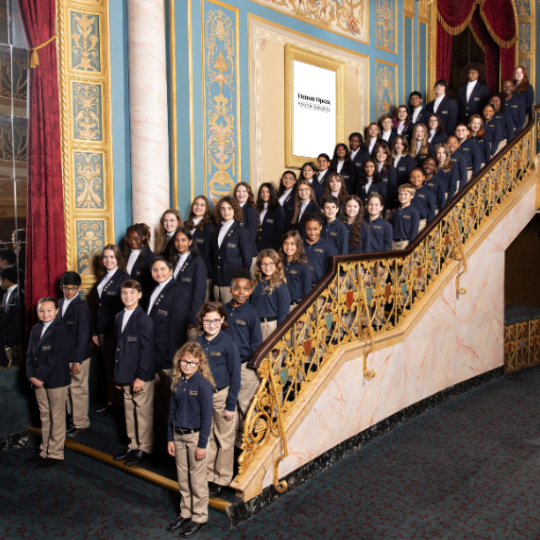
[236,110,536,487]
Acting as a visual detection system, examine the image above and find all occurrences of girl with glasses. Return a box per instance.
[194,302,241,499]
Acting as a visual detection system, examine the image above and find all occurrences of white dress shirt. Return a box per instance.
[121,308,136,333]
[173,253,189,279]
[97,267,118,297]
[147,276,173,314]
[126,249,141,275]
[217,220,234,248]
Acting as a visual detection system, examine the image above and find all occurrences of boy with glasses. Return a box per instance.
[58,271,91,438]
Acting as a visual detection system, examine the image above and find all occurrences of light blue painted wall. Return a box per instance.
[109,0,132,243]
[109,1,429,219]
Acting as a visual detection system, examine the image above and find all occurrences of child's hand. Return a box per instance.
[92,335,100,347]
[29,377,43,388]
[133,378,145,392]
[195,447,206,461]
[222,410,235,420]
[71,363,81,375]
[114,382,122,390]
[167,441,175,457]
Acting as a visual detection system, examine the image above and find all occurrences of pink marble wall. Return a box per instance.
[262,184,537,488]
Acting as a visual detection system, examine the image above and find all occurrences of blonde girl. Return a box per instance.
[167,342,215,536]
[251,248,291,339]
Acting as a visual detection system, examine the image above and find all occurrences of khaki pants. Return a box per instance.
[35,385,67,460]
[154,368,172,424]
[174,431,208,522]
[99,333,122,406]
[121,379,155,454]
[186,326,202,342]
[235,362,260,447]
[5,345,22,366]
[260,319,277,341]
[66,359,90,429]
[207,386,235,486]
[213,286,233,305]
[392,240,409,251]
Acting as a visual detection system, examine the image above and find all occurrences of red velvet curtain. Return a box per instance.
[18,0,66,319]
[479,0,517,81]
[436,0,476,82]
[470,12,498,93]
[436,21,453,83]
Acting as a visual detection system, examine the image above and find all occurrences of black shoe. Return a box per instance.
[114,448,135,461]
[66,427,89,440]
[124,449,147,466]
[66,425,77,434]
[24,454,43,465]
[208,482,223,498]
[179,520,206,537]
[94,405,112,414]
[35,458,62,469]
[166,515,190,532]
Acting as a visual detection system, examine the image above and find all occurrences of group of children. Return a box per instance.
[24,64,534,538]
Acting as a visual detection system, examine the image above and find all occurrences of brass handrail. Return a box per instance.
[236,107,536,488]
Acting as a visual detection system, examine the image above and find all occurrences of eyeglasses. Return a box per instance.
[202,318,221,326]
[180,359,199,368]
[260,262,275,268]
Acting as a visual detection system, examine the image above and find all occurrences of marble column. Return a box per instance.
[127,0,170,242]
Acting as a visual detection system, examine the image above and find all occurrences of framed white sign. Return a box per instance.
[285,44,345,168]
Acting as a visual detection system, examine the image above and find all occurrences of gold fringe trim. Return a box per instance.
[479,7,516,49]
[437,5,477,36]
[29,34,58,68]
[469,23,485,52]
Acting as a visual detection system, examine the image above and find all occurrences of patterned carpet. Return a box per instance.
[1,364,539,539]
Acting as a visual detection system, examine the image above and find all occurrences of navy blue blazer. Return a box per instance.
[191,222,216,277]
[240,204,259,258]
[211,222,252,287]
[356,178,388,207]
[127,246,156,300]
[147,279,189,370]
[425,96,458,135]
[379,166,398,209]
[2,286,24,347]
[280,188,296,229]
[409,107,429,127]
[505,95,525,139]
[458,139,482,174]
[93,268,131,335]
[173,253,207,326]
[457,82,490,124]
[394,155,416,186]
[380,130,397,148]
[58,295,91,364]
[493,110,514,141]
[26,318,70,388]
[293,201,321,234]
[329,163,357,195]
[411,144,435,168]
[450,150,468,188]
[517,85,534,112]
[350,148,371,178]
[428,132,448,146]
[256,205,286,252]
[114,306,154,384]
[484,117,502,160]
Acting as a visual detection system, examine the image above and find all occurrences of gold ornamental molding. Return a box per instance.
[57,0,114,291]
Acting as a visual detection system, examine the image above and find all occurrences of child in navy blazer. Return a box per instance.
[26,298,70,467]
[123,223,156,303]
[59,271,91,439]
[280,231,312,308]
[167,342,215,536]
[211,196,251,304]
[256,183,286,253]
[113,280,155,466]
[92,244,130,412]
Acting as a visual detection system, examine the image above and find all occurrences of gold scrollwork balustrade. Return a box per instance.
[236,117,535,491]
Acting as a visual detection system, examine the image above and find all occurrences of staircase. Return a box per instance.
[230,108,540,508]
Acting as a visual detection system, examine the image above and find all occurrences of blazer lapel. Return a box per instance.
[121,306,139,336]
